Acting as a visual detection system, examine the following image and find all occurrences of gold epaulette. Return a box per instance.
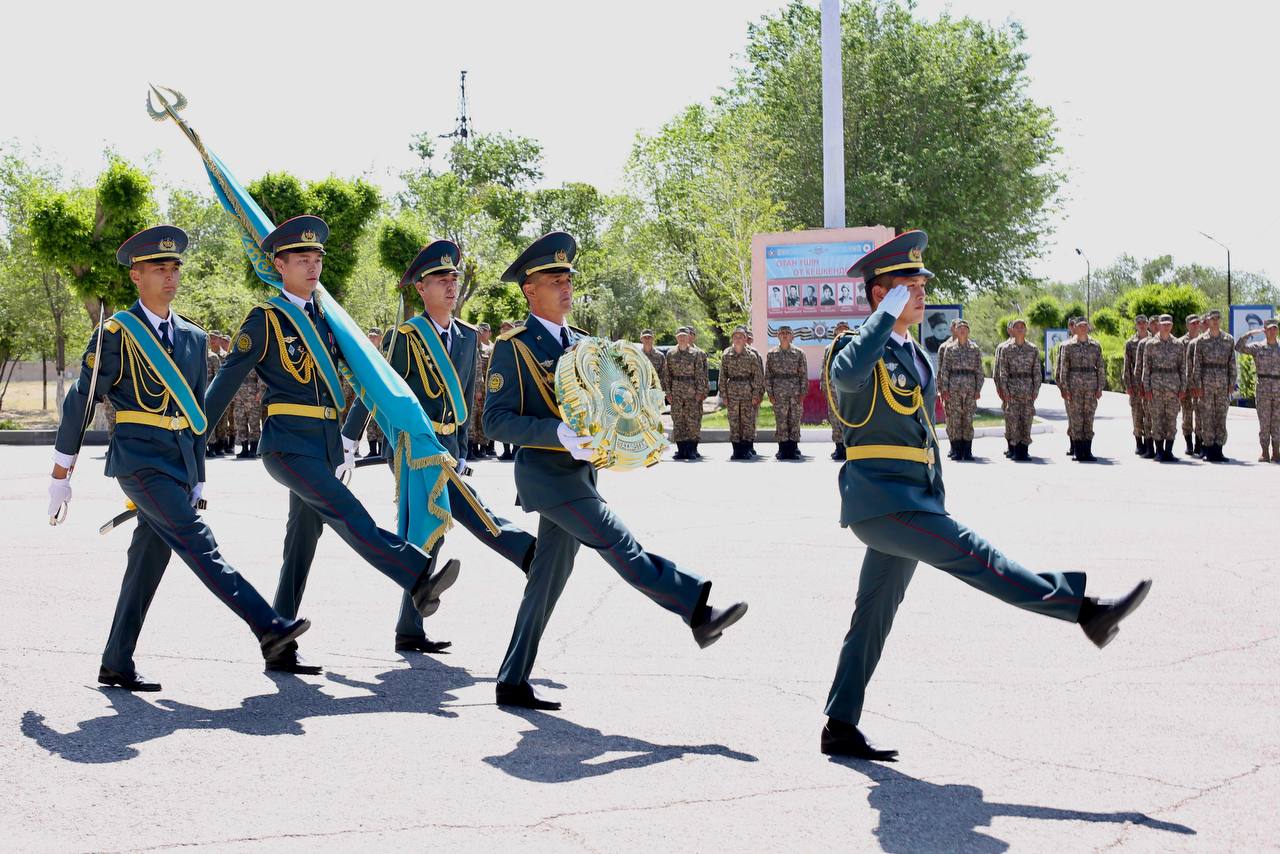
[104,319,121,334]
[568,324,590,337]
[397,322,416,335]
[497,325,526,342]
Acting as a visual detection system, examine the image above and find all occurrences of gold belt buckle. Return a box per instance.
[170,416,183,430]
[324,406,336,419]
[439,423,455,435]
[926,445,936,471]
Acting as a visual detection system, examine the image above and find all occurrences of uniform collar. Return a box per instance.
[424,312,454,337]
[531,312,567,342]
[281,288,314,312]
[137,301,173,336]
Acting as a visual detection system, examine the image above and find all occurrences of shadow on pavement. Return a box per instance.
[484,707,757,782]
[831,760,1195,852]
[20,656,477,764]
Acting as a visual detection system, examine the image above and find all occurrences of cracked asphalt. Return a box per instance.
[2,383,1275,852]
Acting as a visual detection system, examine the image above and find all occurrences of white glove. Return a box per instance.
[878,284,912,318]
[556,422,596,461]
[190,482,205,508]
[341,435,359,454]
[455,456,466,473]
[48,476,72,520]
[53,451,78,471]
[335,446,356,481]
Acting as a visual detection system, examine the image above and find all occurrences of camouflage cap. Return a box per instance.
[1134,314,1148,323]
[776,324,793,333]
[640,329,654,337]
[1205,309,1221,320]
[954,318,969,328]
[1158,314,1174,323]
[1265,318,1279,330]
[1184,314,1198,323]
[1066,317,1078,327]
[731,325,748,336]
[676,326,692,336]
[1007,317,1027,330]
[477,322,491,331]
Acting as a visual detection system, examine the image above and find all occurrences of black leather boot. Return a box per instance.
[1077,439,1096,462]
[1184,434,1194,456]
[832,442,845,461]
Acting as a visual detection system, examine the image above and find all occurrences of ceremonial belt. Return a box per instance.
[115,411,191,431]
[724,375,754,381]
[111,311,208,435]
[265,296,346,409]
[846,444,936,465]
[267,403,338,420]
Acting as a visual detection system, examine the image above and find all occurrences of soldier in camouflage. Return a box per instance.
[1191,309,1236,462]
[1235,317,1280,462]
[995,318,1041,461]
[766,325,808,461]
[661,326,708,460]
[822,321,851,460]
[233,370,263,458]
[1056,317,1078,457]
[938,318,981,461]
[1178,315,1201,456]
[992,331,1011,457]
[1140,315,1186,462]
[215,331,238,457]
[470,322,494,458]
[1059,317,1105,462]
[1134,323,1159,458]
[721,326,764,460]
[1122,315,1150,456]
[639,329,666,393]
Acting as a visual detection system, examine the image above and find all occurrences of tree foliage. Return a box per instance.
[1114,284,1209,336]
[726,0,1063,296]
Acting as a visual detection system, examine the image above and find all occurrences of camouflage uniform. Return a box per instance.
[1059,336,1104,455]
[1235,330,1280,459]
[1141,335,1186,447]
[203,347,221,452]
[938,339,981,442]
[233,370,263,443]
[1135,334,1158,445]
[1192,329,1236,455]
[721,346,764,443]
[1176,329,1199,450]
[642,346,666,392]
[470,341,492,453]
[661,346,707,443]
[1122,330,1148,448]
[766,345,807,443]
[995,340,1041,456]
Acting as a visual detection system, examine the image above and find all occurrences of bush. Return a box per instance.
[0,418,19,430]
[1092,307,1123,336]
[1239,354,1256,401]
[1115,284,1209,336]
[1061,301,1087,325]
[982,355,994,378]
[1026,296,1062,330]
[994,313,1018,344]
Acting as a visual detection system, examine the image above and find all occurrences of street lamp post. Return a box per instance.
[1197,231,1232,311]
[1075,248,1091,316]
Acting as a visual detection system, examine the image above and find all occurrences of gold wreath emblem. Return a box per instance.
[554,249,568,262]
[488,372,504,393]
[86,353,96,370]
[301,229,317,242]
[908,247,923,263]
[158,237,177,251]
[440,254,452,267]
[236,333,252,352]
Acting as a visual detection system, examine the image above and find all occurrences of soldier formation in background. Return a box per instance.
[937,318,981,460]
[1057,317,1105,462]
[1237,318,1280,462]
[994,318,1041,460]
[766,325,808,460]
[721,326,764,460]
[661,326,709,460]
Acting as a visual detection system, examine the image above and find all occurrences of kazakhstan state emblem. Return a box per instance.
[440,254,452,267]
[301,229,317,242]
[555,338,668,470]
[908,247,923,263]
[554,249,568,263]
[158,237,177,251]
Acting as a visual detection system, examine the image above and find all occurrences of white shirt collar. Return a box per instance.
[138,302,173,336]
[427,314,454,336]
[889,330,913,347]
[281,288,313,311]
[531,313,567,342]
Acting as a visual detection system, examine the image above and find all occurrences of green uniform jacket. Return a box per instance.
[828,309,946,527]
[482,313,597,512]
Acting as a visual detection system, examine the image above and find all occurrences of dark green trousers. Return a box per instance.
[498,497,709,686]
[826,510,1086,725]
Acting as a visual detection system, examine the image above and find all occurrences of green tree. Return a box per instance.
[727,0,1063,295]
[27,155,155,323]
[1026,296,1062,329]
[247,173,380,300]
[166,189,262,331]
[1091,307,1123,336]
[1115,284,1208,336]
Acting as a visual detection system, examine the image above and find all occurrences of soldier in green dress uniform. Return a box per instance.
[820,230,1151,760]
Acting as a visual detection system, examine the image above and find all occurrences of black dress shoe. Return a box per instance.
[410,557,461,618]
[1081,579,1152,649]
[264,646,324,675]
[821,721,898,761]
[692,601,749,649]
[259,617,311,660]
[395,634,453,653]
[496,680,561,710]
[98,666,161,692]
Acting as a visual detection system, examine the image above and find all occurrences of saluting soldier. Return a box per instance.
[1191,310,1236,462]
[766,324,809,461]
[995,319,1041,461]
[1059,317,1105,462]
[482,231,748,710]
[1141,315,1186,462]
[205,216,460,674]
[342,239,537,653]
[822,321,852,460]
[661,326,708,460]
[938,318,981,461]
[470,322,494,458]
[1123,315,1150,456]
[820,230,1150,760]
[1235,318,1280,462]
[721,325,764,460]
[46,226,309,691]
[639,329,666,392]
[1177,315,1202,455]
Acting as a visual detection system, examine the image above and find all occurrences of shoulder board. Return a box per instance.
[397,322,416,335]
[497,325,527,342]
[103,319,121,334]
[176,313,206,333]
[568,324,590,337]
[453,317,477,332]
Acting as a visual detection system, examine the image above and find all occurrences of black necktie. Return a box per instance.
[304,302,317,325]
[158,320,172,351]
[560,327,570,350]
[440,329,449,353]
